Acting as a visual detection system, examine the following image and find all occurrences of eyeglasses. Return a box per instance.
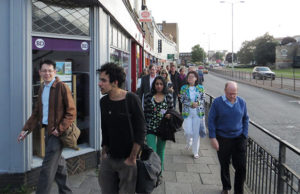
[41,70,55,73]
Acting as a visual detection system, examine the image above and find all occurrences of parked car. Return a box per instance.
[203,68,208,74]
[252,66,275,80]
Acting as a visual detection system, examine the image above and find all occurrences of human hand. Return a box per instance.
[124,157,136,166]
[210,138,219,151]
[165,114,171,119]
[51,128,60,136]
[101,150,108,161]
[192,102,198,108]
[17,131,28,142]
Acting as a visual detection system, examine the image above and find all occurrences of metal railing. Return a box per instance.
[209,68,300,92]
[205,93,300,194]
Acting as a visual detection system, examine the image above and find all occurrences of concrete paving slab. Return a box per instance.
[193,156,217,164]
[200,173,222,185]
[162,171,177,182]
[164,162,188,172]
[191,183,221,194]
[173,155,195,164]
[164,182,193,194]
[186,163,211,173]
[176,172,201,183]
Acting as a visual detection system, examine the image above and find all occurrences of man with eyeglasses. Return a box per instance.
[208,81,249,194]
[18,59,76,194]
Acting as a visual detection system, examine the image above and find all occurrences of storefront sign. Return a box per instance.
[139,10,152,22]
[32,37,89,52]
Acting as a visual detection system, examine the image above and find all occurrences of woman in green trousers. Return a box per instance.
[144,76,174,170]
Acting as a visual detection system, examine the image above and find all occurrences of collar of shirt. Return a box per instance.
[42,78,55,124]
[44,78,55,88]
[222,95,237,108]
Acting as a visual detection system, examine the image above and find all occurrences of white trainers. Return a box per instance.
[194,154,199,159]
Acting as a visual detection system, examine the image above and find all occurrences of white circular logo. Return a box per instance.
[35,38,45,49]
[81,41,89,51]
[280,49,288,57]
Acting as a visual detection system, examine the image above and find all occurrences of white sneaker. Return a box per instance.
[194,154,199,159]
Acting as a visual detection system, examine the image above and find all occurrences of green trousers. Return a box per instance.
[146,134,166,170]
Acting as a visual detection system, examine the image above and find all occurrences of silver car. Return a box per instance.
[252,66,275,80]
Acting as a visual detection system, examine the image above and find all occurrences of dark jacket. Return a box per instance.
[170,71,180,95]
[22,77,76,135]
[157,109,183,142]
[177,74,186,94]
[138,74,151,101]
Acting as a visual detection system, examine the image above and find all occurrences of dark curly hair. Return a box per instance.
[97,62,126,88]
[187,71,200,85]
[151,76,168,95]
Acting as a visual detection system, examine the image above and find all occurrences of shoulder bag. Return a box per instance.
[54,81,80,150]
[125,92,162,193]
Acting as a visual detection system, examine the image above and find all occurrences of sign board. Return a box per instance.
[139,10,152,22]
[56,61,72,82]
[167,54,175,60]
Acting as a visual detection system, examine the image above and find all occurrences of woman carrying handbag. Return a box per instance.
[144,76,174,171]
[180,71,205,159]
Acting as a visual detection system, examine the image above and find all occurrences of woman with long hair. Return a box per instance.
[160,69,174,94]
[180,71,205,159]
[144,76,173,170]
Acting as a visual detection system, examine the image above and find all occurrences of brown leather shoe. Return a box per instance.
[221,190,230,194]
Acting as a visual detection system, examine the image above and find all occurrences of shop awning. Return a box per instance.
[38,0,100,7]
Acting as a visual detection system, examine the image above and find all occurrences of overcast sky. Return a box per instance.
[147,0,299,53]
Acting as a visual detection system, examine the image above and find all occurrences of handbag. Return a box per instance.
[54,81,80,150]
[125,92,162,193]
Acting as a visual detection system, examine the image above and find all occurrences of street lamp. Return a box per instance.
[220,0,245,69]
[201,33,216,63]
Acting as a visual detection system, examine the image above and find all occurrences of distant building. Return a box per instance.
[275,36,300,68]
[157,21,179,54]
[179,52,192,66]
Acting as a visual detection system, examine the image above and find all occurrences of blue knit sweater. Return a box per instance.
[208,96,249,138]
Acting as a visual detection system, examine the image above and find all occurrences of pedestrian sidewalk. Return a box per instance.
[47,130,251,194]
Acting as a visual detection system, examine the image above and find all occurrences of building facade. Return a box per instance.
[0,0,178,189]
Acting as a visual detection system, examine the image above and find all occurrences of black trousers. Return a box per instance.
[216,135,247,194]
[178,97,183,113]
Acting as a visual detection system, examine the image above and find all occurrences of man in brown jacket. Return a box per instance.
[18,60,76,194]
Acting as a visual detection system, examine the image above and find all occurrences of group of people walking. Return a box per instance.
[18,60,249,194]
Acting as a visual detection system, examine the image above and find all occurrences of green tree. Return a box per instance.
[254,33,278,66]
[225,52,237,63]
[237,40,255,65]
[191,44,206,63]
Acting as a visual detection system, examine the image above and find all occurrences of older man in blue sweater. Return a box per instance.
[208,81,249,194]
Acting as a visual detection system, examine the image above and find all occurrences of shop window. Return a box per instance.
[112,26,118,47]
[32,0,90,36]
[32,37,90,157]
